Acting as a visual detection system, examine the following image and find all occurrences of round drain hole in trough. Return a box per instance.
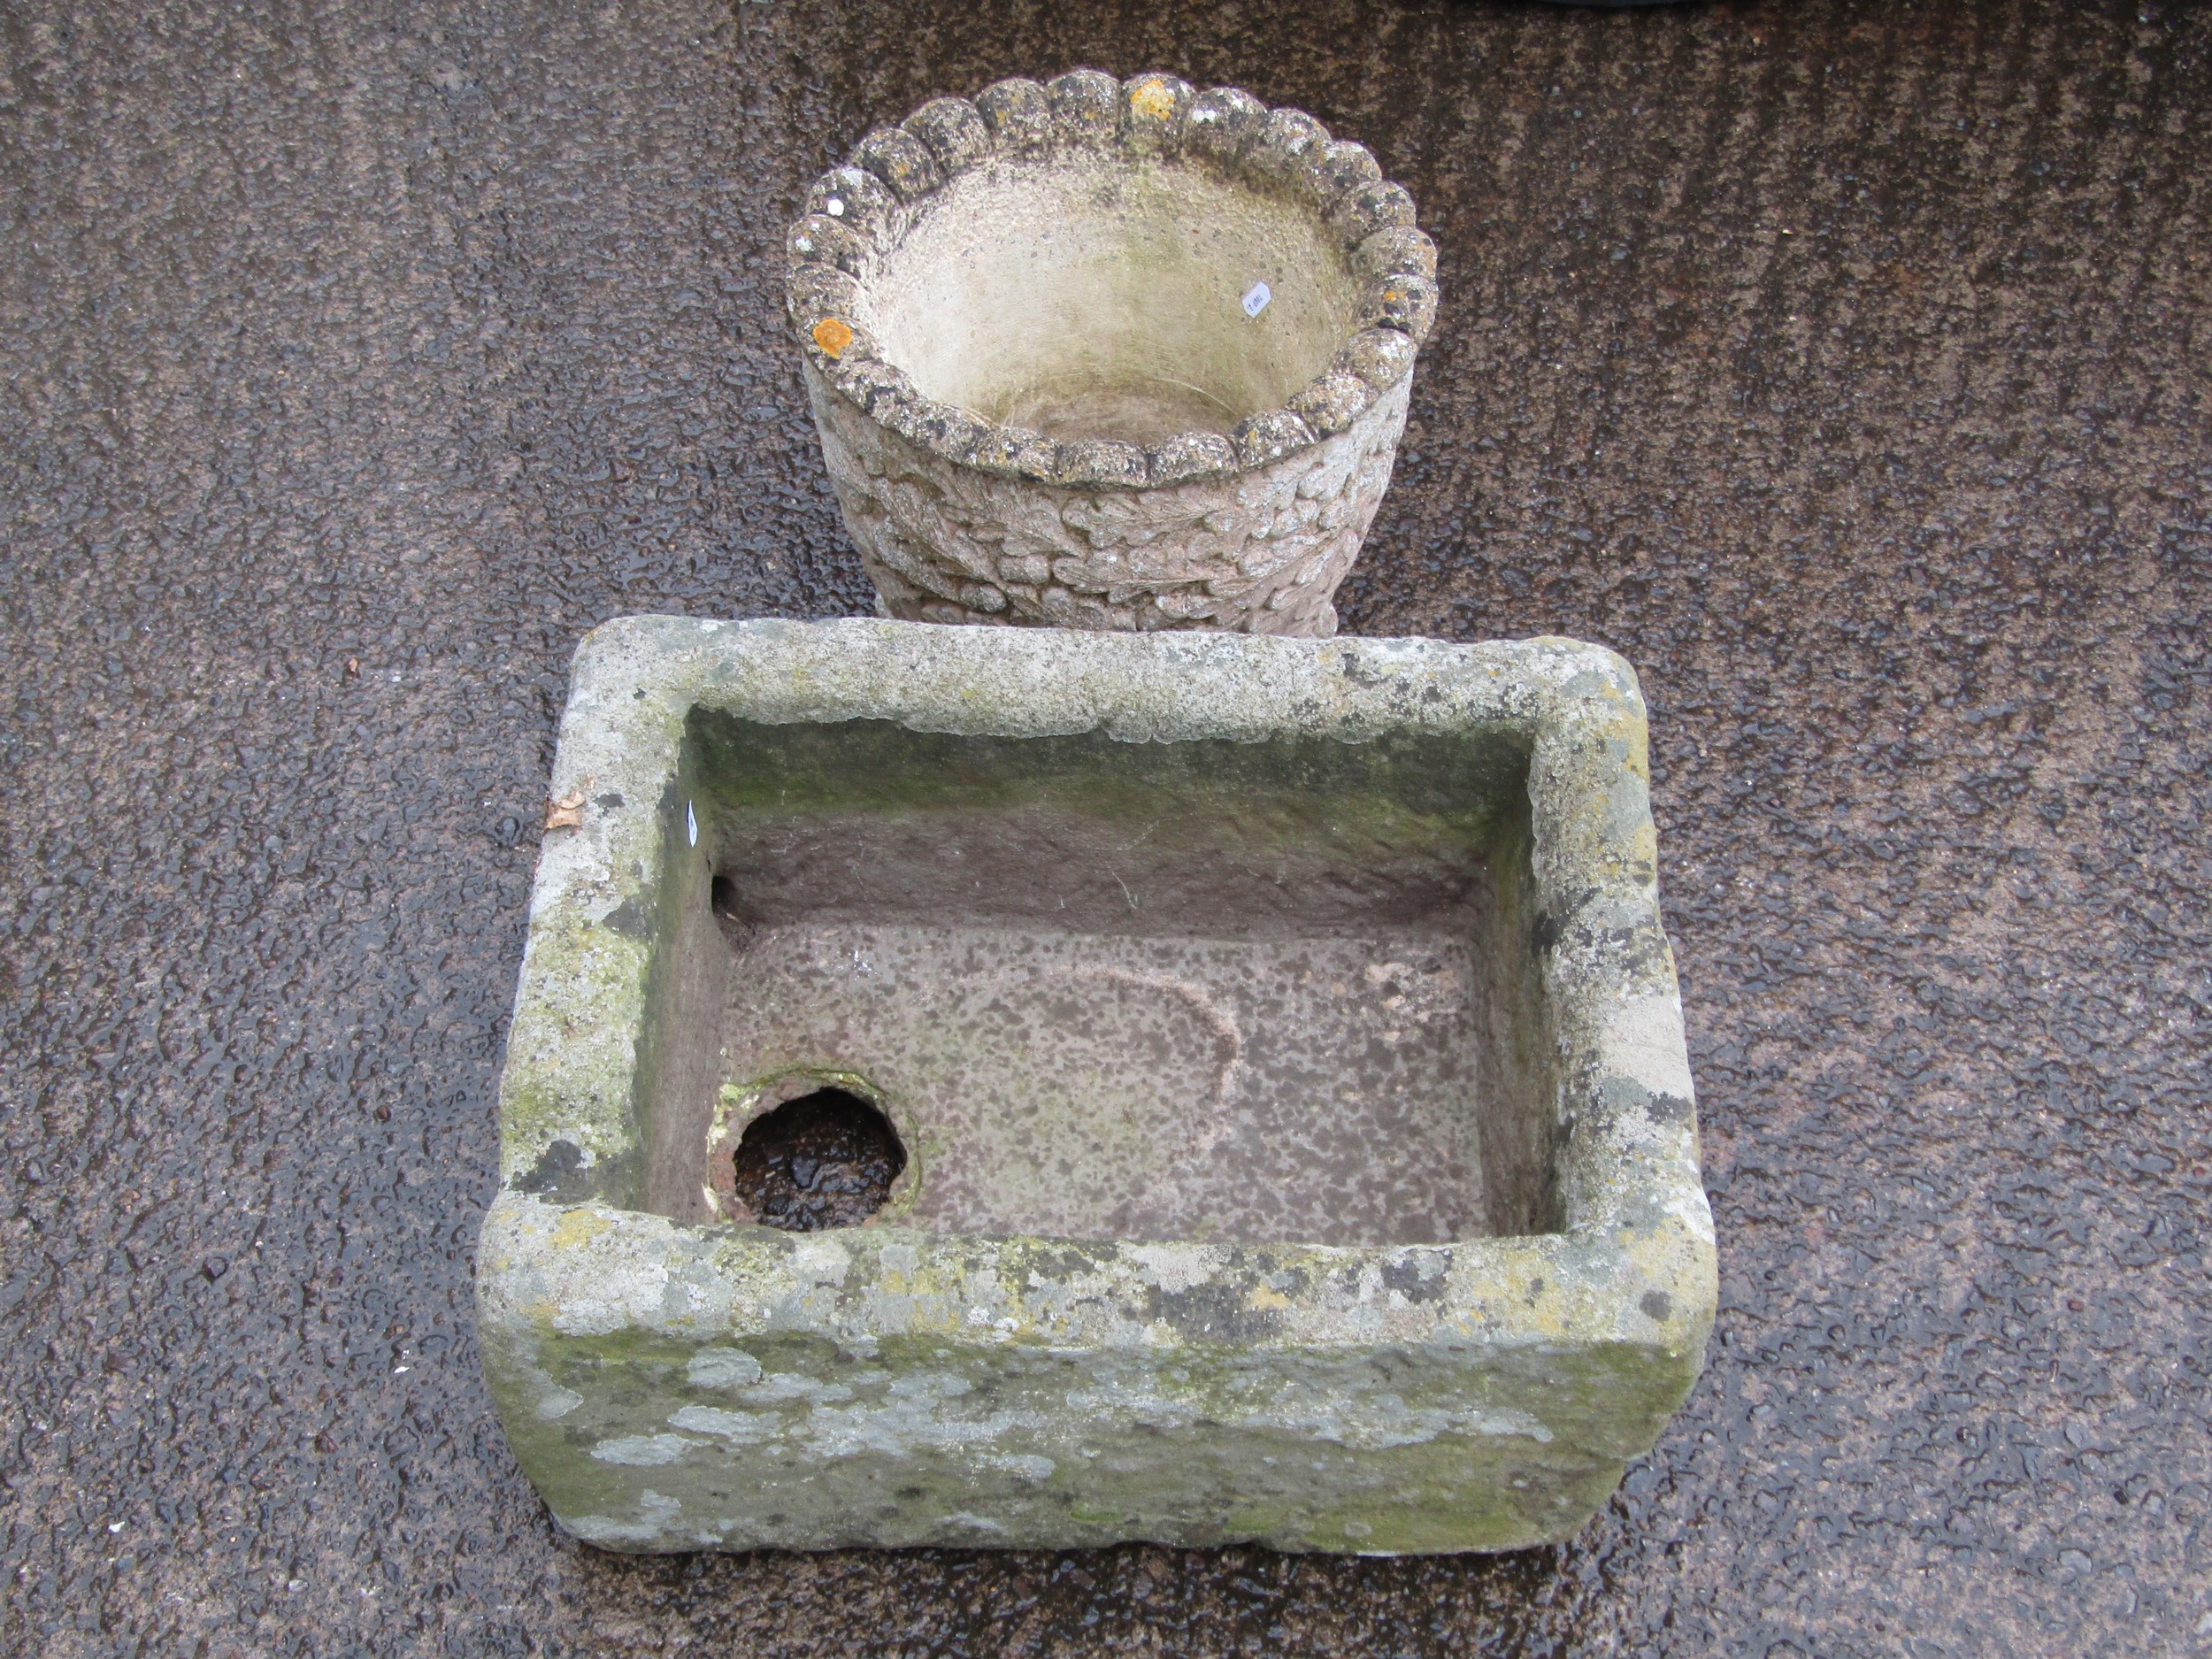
[733,1087,906,1232]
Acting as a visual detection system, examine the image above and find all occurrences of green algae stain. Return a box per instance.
[682,709,1530,862]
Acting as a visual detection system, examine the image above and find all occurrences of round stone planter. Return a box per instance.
[784,71,1438,637]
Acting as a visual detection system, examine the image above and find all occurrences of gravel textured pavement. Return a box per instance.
[1,0,2207,1653]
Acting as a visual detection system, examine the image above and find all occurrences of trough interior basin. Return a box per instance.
[640,712,1563,1248]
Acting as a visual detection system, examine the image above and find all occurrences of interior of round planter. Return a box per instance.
[865,155,1363,447]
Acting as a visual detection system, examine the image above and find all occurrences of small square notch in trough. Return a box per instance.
[479,618,1713,1554]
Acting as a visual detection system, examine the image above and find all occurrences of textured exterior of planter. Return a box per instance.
[803,366,1409,636]
[785,72,1437,637]
[477,617,1715,1554]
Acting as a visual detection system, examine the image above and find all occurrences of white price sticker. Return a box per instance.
[1241,281,1272,319]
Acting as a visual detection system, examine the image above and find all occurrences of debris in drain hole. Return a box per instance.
[733,1089,905,1232]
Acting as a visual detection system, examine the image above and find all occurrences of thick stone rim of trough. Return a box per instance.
[782,71,1440,488]
[481,618,1716,1371]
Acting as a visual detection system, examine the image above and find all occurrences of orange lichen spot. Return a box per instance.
[1129,79,1177,122]
[811,317,855,358]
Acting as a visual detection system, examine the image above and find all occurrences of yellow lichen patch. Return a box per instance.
[811,317,855,358]
[1604,711,1652,780]
[1248,1285,1292,1312]
[1624,818,1660,874]
[550,1207,613,1251]
[1129,78,1177,121]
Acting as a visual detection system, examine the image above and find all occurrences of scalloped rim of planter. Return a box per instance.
[477,618,1718,1555]
[784,70,1440,488]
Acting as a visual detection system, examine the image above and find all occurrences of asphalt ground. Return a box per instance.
[1,0,2207,1653]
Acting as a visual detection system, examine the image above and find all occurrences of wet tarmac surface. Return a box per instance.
[2,0,2207,1652]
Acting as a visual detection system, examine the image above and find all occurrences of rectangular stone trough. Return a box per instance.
[477,616,1715,1554]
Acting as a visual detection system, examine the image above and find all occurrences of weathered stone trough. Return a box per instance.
[477,618,1714,1553]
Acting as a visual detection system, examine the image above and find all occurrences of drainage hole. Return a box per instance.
[710,874,741,919]
[733,1088,905,1232]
